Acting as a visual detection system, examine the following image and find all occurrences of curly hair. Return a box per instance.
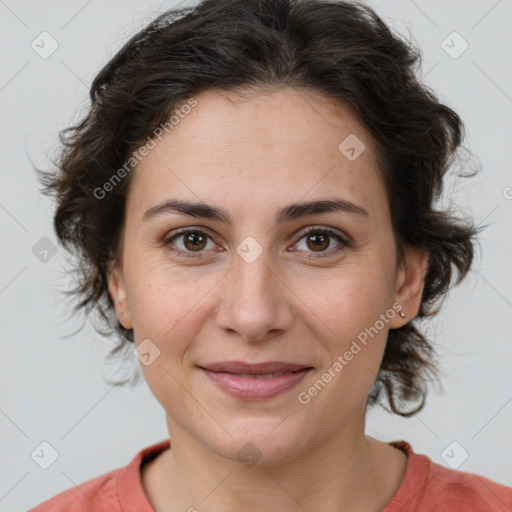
[36,0,480,416]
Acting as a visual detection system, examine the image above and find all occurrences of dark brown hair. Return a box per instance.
[37,0,480,416]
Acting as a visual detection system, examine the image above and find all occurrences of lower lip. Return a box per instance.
[200,368,313,400]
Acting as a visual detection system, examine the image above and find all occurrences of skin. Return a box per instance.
[107,87,428,512]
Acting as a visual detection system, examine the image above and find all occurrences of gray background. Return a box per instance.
[1,0,511,509]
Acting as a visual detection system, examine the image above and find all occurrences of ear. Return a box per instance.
[388,246,429,329]
[107,260,133,330]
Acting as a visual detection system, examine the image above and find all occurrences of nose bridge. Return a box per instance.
[216,236,293,340]
[230,237,278,306]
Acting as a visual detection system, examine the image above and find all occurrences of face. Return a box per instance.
[108,87,427,465]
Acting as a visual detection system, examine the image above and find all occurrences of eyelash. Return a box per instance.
[163,226,350,260]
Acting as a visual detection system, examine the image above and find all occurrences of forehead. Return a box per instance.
[128,87,387,220]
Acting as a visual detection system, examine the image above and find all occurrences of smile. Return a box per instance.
[199,367,313,400]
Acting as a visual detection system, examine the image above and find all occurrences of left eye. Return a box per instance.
[294,227,347,256]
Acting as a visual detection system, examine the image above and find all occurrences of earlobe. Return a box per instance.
[389,247,429,329]
[107,261,133,330]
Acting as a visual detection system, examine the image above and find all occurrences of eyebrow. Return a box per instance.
[143,197,368,224]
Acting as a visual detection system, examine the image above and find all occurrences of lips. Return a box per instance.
[199,361,312,375]
[198,361,314,400]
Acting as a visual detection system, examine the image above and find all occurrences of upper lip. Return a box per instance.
[199,361,313,374]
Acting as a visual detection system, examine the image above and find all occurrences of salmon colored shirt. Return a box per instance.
[27,439,512,511]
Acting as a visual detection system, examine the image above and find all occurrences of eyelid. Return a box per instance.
[164,225,217,241]
[289,225,350,257]
[295,225,349,243]
[163,226,220,249]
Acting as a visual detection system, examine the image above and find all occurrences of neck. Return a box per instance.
[143,408,407,512]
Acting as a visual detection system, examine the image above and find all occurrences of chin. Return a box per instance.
[202,419,311,467]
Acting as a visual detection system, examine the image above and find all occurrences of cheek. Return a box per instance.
[295,262,394,339]
[291,260,394,392]
[127,266,201,410]
[125,262,220,401]
[125,258,212,341]
[296,277,392,426]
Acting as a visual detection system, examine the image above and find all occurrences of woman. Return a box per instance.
[29,0,512,510]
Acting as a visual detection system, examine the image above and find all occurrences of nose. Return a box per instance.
[215,244,294,342]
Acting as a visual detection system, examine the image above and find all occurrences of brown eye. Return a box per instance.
[182,232,208,251]
[305,232,330,251]
[294,226,349,257]
[164,229,216,258]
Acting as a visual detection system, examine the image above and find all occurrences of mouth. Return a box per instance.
[198,361,314,400]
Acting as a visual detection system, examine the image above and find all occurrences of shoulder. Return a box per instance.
[386,441,512,512]
[427,459,512,511]
[27,469,120,511]
[27,439,171,512]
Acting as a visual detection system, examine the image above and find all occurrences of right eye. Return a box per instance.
[164,228,219,259]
